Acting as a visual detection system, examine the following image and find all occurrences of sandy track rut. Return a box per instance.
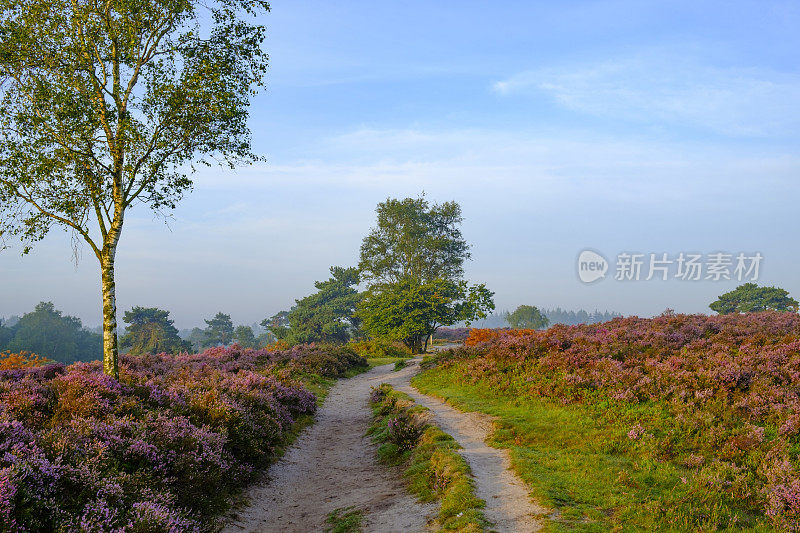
[223,359,543,532]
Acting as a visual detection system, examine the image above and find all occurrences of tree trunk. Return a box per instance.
[406,335,425,354]
[101,251,120,379]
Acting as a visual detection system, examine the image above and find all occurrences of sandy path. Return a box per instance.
[222,364,436,533]
[382,359,546,533]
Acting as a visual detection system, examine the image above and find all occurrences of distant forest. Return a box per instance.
[1,302,275,364]
[2,302,622,365]
[0,302,102,364]
[469,308,622,328]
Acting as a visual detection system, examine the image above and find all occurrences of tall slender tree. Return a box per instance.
[0,0,270,377]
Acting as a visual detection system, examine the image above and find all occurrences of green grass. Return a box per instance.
[412,366,770,532]
[324,506,364,533]
[369,384,487,532]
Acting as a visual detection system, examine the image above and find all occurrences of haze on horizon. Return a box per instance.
[2,0,799,329]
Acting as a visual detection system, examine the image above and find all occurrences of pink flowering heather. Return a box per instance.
[0,343,366,531]
[429,312,800,529]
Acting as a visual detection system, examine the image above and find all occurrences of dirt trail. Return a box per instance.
[223,357,544,532]
[223,363,436,533]
[383,359,546,533]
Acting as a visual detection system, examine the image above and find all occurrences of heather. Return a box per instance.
[432,328,470,343]
[418,312,800,530]
[0,343,366,532]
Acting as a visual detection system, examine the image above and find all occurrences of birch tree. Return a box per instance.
[0,0,269,377]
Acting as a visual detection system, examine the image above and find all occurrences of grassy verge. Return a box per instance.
[368,384,487,532]
[413,365,770,532]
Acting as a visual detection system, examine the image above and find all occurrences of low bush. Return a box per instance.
[350,339,410,360]
[0,343,365,531]
[0,351,49,370]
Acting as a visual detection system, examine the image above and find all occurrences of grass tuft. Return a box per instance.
[324,506,364,533]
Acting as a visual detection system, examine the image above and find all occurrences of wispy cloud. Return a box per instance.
[493,56,800,137]
[189,125,800,212]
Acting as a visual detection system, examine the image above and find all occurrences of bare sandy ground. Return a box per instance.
[222,363,436,533]
[223,357,544,532]
[384,359,546,533]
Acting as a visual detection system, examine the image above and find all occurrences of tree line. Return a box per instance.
[2,195,495,361]
[0,304,277,363]
[0,302,102,364]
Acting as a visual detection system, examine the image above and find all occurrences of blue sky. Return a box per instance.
[2,0,800,328]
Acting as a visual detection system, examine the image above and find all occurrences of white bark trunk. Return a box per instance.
[101,207,123,378]
[101,256,119,378]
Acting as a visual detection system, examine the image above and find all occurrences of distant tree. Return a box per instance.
[710,283,799,315]
[233,325,258,348]
[7,302,101,363]
[261,310,292,341]
[204,312,234,346]
[120,307,190,355]
[357,195,494,353]
[186,327,208,352]
[0,318,12,350]
[285,266,362,344]
[540,308,621,326]
[505,305,549,330]
[256,330,277,346]
[0,0,271,378]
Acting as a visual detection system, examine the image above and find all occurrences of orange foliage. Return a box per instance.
[265,340,291,351]
[0,350,50,369]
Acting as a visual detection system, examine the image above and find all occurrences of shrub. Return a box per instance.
[0,351,49,370]
[387,410,425,451]
[350,339,410,359]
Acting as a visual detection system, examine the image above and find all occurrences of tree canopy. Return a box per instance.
[505,305,550,330]
[233,325,258,348]
[278,266,362,344]
[358,195,469,284]
[357,196,494,353]
[357,278,494,353]
[261,310,291,341]
[0,0,270,377]
[709,283,799,315]
[204,312,234,347]
[120,307,190,355]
